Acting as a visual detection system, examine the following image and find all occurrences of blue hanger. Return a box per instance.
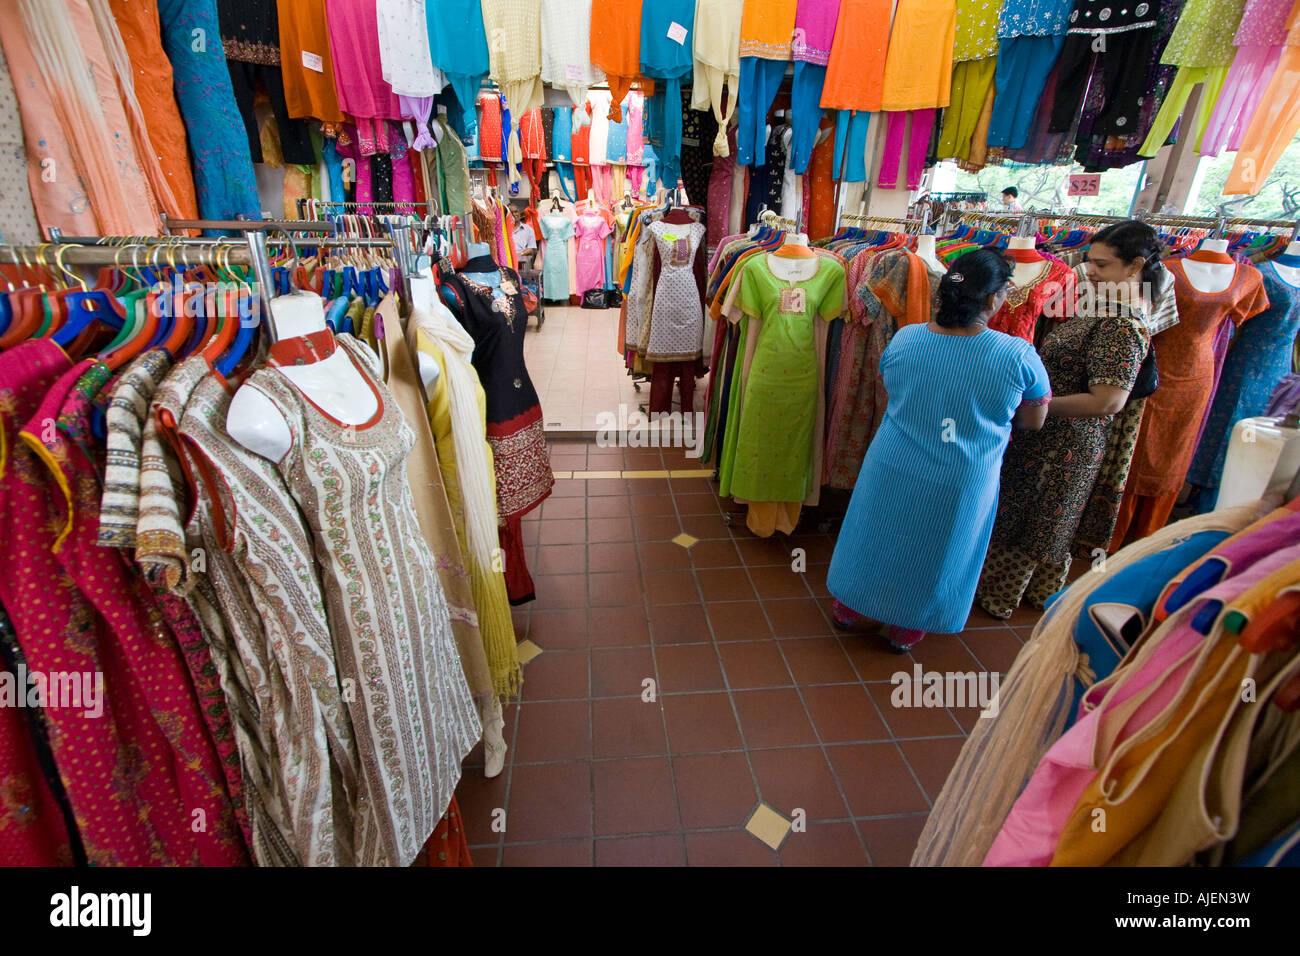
[52,289,125,348]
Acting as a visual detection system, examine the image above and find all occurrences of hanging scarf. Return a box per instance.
[412,297,520,698]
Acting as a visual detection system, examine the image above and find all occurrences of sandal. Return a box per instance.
[886,626,926,654]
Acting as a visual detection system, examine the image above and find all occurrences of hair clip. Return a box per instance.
[949,272,965,283]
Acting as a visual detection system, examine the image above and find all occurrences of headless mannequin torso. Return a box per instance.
[915,234,946,275]
[768,233,820,281]
[1181,238,1237,294]
[227,292,379,462]
[1272,240,1300,287]
[1006,236,1049,289]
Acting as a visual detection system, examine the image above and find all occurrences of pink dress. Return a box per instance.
[325,0,403,124]
[574,212,613,295]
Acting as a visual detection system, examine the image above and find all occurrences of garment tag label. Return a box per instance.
[565,63,583,80]
[302,50,324,73]
[667,21,688,44]
[662,232,678,242]
[780,288,807,314]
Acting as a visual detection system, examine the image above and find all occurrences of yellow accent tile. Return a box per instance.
[668,469,714,478]
[745,804,792,850]
[516,639,544,665]
[551,471,573,480]
[572,470,623,479]
[622,470,672,478]
[672,533,699,549]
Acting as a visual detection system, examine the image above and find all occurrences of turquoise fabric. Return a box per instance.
[426,0,489,136]
[539,215,573,300]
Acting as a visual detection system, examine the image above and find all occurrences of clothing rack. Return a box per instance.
[157,214,337,235]
[297,199,438,218]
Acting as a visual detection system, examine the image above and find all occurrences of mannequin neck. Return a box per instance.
[1006,237,1043,261]
[270,291,328,340]
[1190,239,1232,263]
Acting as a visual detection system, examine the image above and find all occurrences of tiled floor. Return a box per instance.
[524,306,706,434]
[453,439,1053,866]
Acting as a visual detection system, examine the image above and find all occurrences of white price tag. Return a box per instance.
[565,63,583,80]
[667,21,688,44]
[301,50,324,73]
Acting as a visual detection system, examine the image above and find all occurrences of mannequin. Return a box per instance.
[768,232,819,281]
[1273,240,1300,287]
[1005,236,1048,288]
[916,234,946,275]
[227,292,378,462]
[1181,238,1237,294]
[411,271,441,392]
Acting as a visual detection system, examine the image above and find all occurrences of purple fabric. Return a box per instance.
[401,95,438,151]
[1192,318,1236,454]
[1265,373,1300,417]
[707,128,738,254]
[794,0,842,65]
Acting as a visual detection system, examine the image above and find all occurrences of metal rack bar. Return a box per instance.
[158,214,336,235]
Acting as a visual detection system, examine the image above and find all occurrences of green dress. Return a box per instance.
[719,254,846,503]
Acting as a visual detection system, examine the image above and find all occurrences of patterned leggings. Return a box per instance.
[975,545,1071,619]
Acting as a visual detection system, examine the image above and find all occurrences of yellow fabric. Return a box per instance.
[745,500,801,537]
[937,57,997,160]
[739,0,797,59]
[880,0,957,111]
[415,330,520,699]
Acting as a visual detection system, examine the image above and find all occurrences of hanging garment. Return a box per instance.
[880,0,957,112]
[482,0,544,187]
[876,109,938,190]
[988,257,1077,342]
[1224,7,1300,194]
[640,0,697,185]
[1202,0,1293,156]
[736,0,797,167]
[376,0,446,98]
[978,306,1149,618]
[541,0,603,105]
[786,0,839,173]
[426,0,490,137]
[646,219,708,360]
[591,0,650,121]
[1187,261,1300,498]
[107,0,200,219]
[575,212,614,296]
[325,0,403,124]
[540,213,574,299]
[1138,0,1250,156]
[0,44,38,243]
[692,0,743,155]
[719,254,846,513]
[157,0,261,219]
[829,325,1050,634]
[820,0,890,112]
[243,331,481,867]
[276,0,345,122]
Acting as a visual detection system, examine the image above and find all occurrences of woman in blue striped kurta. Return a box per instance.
[827,249,1051,652]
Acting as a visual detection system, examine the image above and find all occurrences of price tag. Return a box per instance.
[302,50,324,73]
[667,21,688,44]
[1067,173,1101,197]
[565,63,583,80]
[779,288,807,314]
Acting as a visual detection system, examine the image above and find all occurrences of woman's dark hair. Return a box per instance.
[936,248,1013,328]
[1002,186,1018,198]
[1091,220,1164,289]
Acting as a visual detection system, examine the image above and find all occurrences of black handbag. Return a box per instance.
[581,288,608,309]
[1127,332,1159,404]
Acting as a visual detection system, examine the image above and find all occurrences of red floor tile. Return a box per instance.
[549,479,586,497]
[632,495,677,517]
[763,597,832,637]
[539,519,588,546]
[588,606,652,647]
[801,684,890,743]
[857,815,928,867]
[696,568,757,602]
[898,737,968,802]
[732,689,817,748]
[469,844,501,866]
[638,540,693,571]
[749,746,850,822]
[864,683,963,738]
[736,535,796,566]
[590,646,656,698]
[672,752,758,829]
[453,770,511,845]
[588,541,639,572]
[512,700,591,763]
[684,829,778,866]
[707,601,774,642]
[663,693,744,754]
[747,564,812,599]
[778,821,872,866]
[591,698,668,758]
[717,640,794,689]
[648,603,712,644]
[680,513,733,539]
[535,544,587,575]
[588,495,633,519]
[958,627,1024,673]
[676,492,722,515]
[779,636,858,684]
[841,633,912,681]
[526,608,589,650]
[520,648,590,701]
[689,538,744,569]
[501,840,593,866]
[655,644,726,694]
[586,571,644,607]
[643,569,699,605]
[542,497,587,520]
[505,762,593,842]
[587,478,629,496]
[828,743,930,817]
[635,514,684,541]
[588,517,635,543]
[594,834,686,866]
[592,757,679,836]
[531,573,588,609]
[907,633,984,673]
